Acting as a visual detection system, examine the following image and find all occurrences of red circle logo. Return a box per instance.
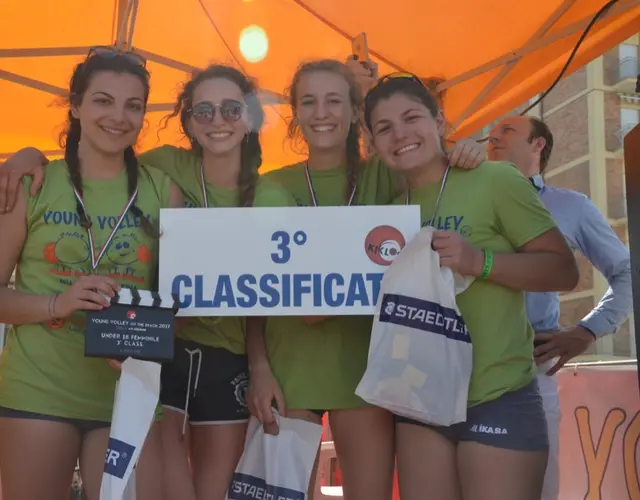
[127,311,137,321]
[364,225,406,266]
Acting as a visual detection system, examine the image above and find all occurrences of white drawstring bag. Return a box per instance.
[356,226,474,426]
[100,358,161,500]
[227,414,323,500]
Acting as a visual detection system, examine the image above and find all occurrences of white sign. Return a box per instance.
[158,206,421,316]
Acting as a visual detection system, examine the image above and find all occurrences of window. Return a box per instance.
[620,108,639,137]
[619,44,639,80]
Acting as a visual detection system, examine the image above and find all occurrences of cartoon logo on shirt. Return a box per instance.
[107,233,151,266]
[44,233,90,267]
[364,225,406,266]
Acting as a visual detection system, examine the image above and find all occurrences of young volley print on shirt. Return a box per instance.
[0,47,183,500]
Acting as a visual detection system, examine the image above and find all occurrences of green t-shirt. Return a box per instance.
[0,160,172,421]
[261,158,399,410]
[394,161,557,406]
[140,145,295,354]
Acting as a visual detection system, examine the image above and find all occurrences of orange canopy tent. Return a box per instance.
[0,0,639,171]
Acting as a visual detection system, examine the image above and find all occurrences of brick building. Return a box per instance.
[477,34,639,359]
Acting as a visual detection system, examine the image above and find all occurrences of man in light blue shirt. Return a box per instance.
[488,115,632,500]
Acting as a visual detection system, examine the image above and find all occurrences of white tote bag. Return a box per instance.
[227,415,324,500]
[356,225,474,426]
[100,358,161,500]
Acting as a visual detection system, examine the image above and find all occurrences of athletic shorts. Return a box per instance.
[395,380,549,452]
[0,406,110,438]
[160,338,250,425]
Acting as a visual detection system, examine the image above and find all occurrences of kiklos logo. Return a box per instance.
[364,225,406,266]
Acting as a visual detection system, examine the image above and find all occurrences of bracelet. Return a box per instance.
[479,249,493,280]
[48,293,59,319]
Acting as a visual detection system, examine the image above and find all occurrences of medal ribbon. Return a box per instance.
[73,186,138,271]
[304,162,356,207]
[405,165,451,227]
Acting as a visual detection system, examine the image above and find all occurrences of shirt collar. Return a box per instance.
[530,174,545,192]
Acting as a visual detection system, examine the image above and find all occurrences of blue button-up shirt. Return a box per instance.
[526,175,632,337]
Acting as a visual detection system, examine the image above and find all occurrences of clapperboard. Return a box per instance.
[85,289,180,362]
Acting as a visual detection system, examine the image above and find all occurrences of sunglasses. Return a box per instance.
[87,46,147,68]
[368,72,427,97]
[189,100,246,124]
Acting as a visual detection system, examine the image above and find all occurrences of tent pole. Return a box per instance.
[451,0,576,127]
[115,0,134,50]
[439,0,639,92]
[623,123,640,392]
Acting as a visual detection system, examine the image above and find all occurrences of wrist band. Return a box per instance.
[480,249,493,280]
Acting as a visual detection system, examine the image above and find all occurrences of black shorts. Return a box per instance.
[0,406,110,438]
[395,380,549,452]
[160,338,250,425]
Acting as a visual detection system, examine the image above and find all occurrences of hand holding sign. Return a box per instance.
[55,275,120,317]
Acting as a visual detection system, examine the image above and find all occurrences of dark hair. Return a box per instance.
[528,117,554,173]
[364,75,447,152]
[286,60,362,204]
[60,51,155,236]
[162,65,263,207]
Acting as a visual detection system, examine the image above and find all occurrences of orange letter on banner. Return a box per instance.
[575,406,626,500]
[623,411,640,499]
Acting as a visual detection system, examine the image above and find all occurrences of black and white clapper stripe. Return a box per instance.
[110,288,181,313]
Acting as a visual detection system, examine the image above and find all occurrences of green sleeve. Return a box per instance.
[490,162,557,248]
[138,146,187,185]
[253,179,298,207]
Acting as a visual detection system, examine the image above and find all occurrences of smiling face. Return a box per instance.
[187,77,251,157]
[293,69,357,154]
[369,91,445,175]
[73,71,146,156]
[488,116,545,177]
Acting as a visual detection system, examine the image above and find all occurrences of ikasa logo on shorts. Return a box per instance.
[364,225,406,266]
[104,438,136,479]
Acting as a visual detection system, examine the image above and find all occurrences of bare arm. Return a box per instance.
[246,316,270,373]
[0,184,55,324]
[475,227,578,292]
[0,147,48,213]
[168,181,185,208]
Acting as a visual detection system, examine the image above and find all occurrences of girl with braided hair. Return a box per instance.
[0,47,183,500]
[0,62,294,500]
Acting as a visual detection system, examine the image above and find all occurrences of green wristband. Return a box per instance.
[480,249,493,280]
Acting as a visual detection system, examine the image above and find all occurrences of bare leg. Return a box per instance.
[396,421,462,500]
[457,441,547,500]
[190,422,248,500]
[160,409,197,500]
[80,423,165,500]
[329,407,395,500]
[287,410,323,498]
[0,417,81,500]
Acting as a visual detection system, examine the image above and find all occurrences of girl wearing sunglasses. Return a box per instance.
[245,59,487,500]
[0,48,184,500]
[144,65,294,500]
[363,73,578,500]
[0,63,294,500]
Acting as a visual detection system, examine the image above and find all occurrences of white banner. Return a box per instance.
[159,206,421,316]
